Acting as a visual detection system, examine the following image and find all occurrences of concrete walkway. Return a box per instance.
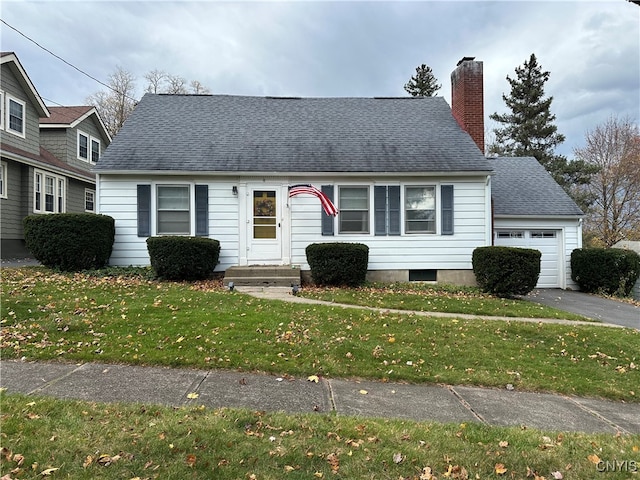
[1,359,639,434]
[2,273,638,434]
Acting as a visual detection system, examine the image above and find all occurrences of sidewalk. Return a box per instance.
[1,285,638,435]
[1,359,639,434]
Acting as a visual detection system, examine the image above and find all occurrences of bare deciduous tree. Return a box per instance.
[574,115,640,246]
[144,69,168,93]
[86,66,137,138]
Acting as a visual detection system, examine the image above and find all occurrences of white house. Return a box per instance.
[94,58,583,289]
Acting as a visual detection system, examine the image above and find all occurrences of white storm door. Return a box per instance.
[247,187,282,263]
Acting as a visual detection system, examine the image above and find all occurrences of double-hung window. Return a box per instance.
[339,186,369,233]
[137,184,208,237]
[0,161,7,199]
[91,138,100,163]
[6,95,25,137]
[34,170,65,213]
[405,186,436,234]
[157,185,190,235]
[85,189,95,212]
[78,131,89,160]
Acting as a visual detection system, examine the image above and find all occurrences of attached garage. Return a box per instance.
[490,157,584,290]
[494,229,562,288]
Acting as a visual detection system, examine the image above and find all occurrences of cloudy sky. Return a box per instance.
[2,0,638,157]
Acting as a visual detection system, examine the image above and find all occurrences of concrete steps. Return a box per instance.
[223,266,301,287]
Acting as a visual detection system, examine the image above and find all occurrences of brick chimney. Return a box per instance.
[451,57,484,153]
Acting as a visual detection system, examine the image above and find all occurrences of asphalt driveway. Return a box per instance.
[526,289,639,330]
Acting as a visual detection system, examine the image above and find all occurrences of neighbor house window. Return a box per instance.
[405,186,436,233]
[78,131,89,160]
[34,170,65,213]
[0,91,4,130]
[156,185,190,234]
[339,186,369,233]
[85,189,95,212]
[6,95,25,137]
[0,161,7,199]
[91,138,100,163]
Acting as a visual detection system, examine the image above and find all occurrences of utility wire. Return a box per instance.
[1,18,138,102]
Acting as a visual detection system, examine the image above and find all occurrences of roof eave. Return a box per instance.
[93,169,493,177]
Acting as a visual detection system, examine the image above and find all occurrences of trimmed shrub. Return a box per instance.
[23,213,115,271]
[472,246,541,297]
[306,242,369,287]
[146,236,220,281]
[571,248,640,297]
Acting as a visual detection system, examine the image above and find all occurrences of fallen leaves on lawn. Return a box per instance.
[307,375,319,383]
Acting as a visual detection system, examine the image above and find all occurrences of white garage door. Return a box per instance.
[494,230,561,288]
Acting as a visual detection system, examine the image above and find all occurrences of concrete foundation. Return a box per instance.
[301,269,477,287]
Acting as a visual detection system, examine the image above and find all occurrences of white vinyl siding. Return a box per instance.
[99,177,240,269]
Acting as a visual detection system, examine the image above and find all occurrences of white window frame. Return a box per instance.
[85,189,95,212]
[90,137,101,163]
[0,91,4,131]
[33,170,65,214]
[404,185,436,234]
[6,94,26,138]
[156,184,191,235]
[0,161,7,199]
[77,131,89,161]
[338,185,370,234]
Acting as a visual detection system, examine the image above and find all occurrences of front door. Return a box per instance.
[247,188,282,263]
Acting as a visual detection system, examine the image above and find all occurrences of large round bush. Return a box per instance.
[23,213,115,271]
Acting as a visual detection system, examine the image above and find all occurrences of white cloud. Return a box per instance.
[1,0,638,157]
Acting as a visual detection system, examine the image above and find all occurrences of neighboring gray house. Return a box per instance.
[0,52,110,258]
[95,58,583,289]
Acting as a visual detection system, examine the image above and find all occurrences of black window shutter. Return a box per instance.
[374,186,387,236]
[441,185,454,235]
[137,184,151,237]
[321,185,334,236]
[388,186,401,235]
[195,184,208,236]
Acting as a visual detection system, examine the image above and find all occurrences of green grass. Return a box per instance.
[299,283,590,320]
[1,392,638,480]
[1,267,639,401]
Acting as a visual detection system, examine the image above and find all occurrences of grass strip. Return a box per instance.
[299,283,590,320]
[1,392,638,479]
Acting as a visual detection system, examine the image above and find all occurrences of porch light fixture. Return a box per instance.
[232,186,238,195]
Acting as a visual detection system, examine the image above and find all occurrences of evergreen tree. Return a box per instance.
[404,64,441,97]
[489,54,597,206]
[489,53,565,170]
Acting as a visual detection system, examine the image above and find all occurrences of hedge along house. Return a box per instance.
[94,58,583,289]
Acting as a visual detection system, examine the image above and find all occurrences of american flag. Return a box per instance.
[288,184,339,216]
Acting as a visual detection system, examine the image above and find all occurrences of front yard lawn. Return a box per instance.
[1,267,638,401]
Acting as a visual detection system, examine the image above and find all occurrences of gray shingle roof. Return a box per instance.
[490,157,583,217]
[95,94,491,173]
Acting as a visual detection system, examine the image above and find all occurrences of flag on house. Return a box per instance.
[288,184,339,216]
